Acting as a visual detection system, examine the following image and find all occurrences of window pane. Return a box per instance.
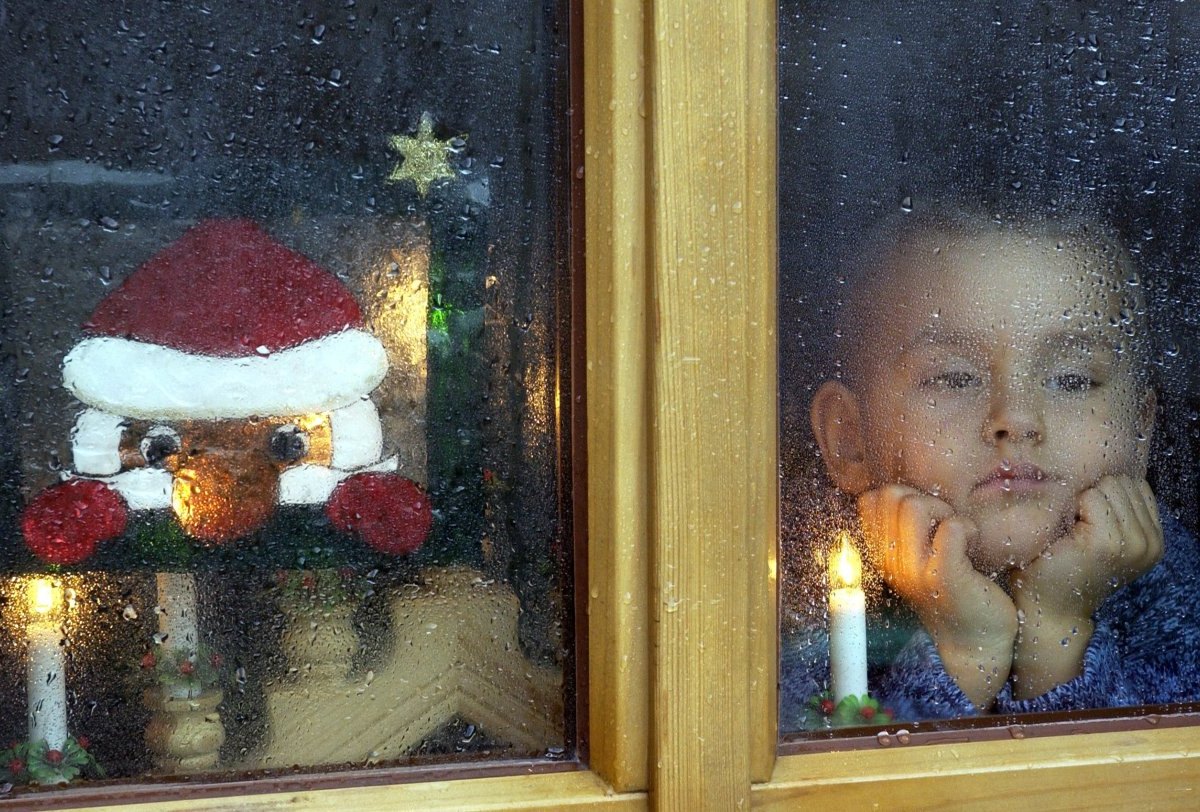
[780,2,1200,737]
[0,0,574,789]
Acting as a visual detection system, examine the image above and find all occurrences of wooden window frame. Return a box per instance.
[44,2,1200,809]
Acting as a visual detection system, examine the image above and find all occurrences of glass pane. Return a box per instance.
[0,0,574,790]
[779,2,1200,738]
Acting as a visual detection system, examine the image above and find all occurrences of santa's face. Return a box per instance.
[119,415,334,541]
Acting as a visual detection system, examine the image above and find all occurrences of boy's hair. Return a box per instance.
[833,201,1152,391]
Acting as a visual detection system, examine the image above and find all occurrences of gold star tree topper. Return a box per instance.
[387,112,459,197]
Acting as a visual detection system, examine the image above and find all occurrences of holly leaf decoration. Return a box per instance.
[803,691,894,729]
[0,736,102,785]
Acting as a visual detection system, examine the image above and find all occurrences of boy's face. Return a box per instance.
[855,229,1152,574]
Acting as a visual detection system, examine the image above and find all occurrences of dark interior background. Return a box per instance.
[779,2,1200,625]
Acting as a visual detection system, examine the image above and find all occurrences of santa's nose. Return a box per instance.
[171,450,279,542]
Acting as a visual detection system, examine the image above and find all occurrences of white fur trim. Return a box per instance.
[86,468,173,510]
[278,456,398,505]
[71,409,125,475]
[63,330,388,420]
[330,400,384,469]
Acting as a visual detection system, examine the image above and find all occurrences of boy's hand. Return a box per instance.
[1009,475,1163,699]
[859,485,1018,710]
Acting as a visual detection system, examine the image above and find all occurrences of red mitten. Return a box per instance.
[22,479,128,565]
[325,473,432,556]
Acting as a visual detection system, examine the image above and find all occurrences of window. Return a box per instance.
[1,2,1197,810]
[779,0,1200,745]
[0,0,576,797]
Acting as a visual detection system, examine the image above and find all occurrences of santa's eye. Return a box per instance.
[269,425,310,463]
[140,427,181,467]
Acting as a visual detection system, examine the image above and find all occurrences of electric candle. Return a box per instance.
[26,578,68,750]
[156,572,200,699]
[828,532,868,703]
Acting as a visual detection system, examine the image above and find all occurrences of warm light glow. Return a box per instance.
[363,242,431,373]
[171,454,277,542]
[27,578,61,616]
[828,532,862,590]
[172,468,198,529]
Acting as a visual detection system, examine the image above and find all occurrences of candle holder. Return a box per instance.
[144,688,226,773]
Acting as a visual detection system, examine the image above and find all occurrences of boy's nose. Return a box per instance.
[983,383,1044,445]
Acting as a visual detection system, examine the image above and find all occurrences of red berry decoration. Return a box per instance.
[76,736,90,750]
[8,758,24,774]
[45,750,63,766]
[819,698,835,715]
[179,660,195,676]
[859,705,876,721]
[325,473,432,556]
[140,652,157,670]
[22,480,128,565]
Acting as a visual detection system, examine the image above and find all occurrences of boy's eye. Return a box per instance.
[921,370,980,390]
[1046,373,1097,393]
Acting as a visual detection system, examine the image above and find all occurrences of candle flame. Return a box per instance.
[829,531,862,590]
[27,578,61,615]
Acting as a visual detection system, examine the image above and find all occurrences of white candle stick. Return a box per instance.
[26,578,68,750]
[828,532,868,703]
[156,572,200,699]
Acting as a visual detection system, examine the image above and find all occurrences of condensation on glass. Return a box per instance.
[0,0,573,789]
[779,4,1200,738]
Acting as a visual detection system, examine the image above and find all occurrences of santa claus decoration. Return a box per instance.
[21,219,432,565]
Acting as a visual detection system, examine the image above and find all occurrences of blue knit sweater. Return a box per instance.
[780,510,1200,731]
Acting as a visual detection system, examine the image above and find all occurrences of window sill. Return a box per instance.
[756,726,1200,808]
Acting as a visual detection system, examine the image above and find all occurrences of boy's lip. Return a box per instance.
[974,462,1049,495]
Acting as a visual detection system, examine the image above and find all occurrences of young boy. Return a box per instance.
[783,209,1200,725]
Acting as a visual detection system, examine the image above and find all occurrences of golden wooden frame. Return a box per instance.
[50,2,1200,809]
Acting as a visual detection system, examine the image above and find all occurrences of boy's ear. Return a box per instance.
[810,380,873,495]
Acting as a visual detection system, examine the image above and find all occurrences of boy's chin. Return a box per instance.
[965,511,1060,575]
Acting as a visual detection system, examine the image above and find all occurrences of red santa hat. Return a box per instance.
[62,219,388,420]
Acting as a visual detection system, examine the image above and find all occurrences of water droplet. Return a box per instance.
[900,196,913,212]
[99,216,119,232]
[47,134,63,150]
[207,64,223,78]
[1009,725,1026,739]
[122,605,138,621]
[896,729,911,745]
[876,730,893,747]
[312,24,326,43]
